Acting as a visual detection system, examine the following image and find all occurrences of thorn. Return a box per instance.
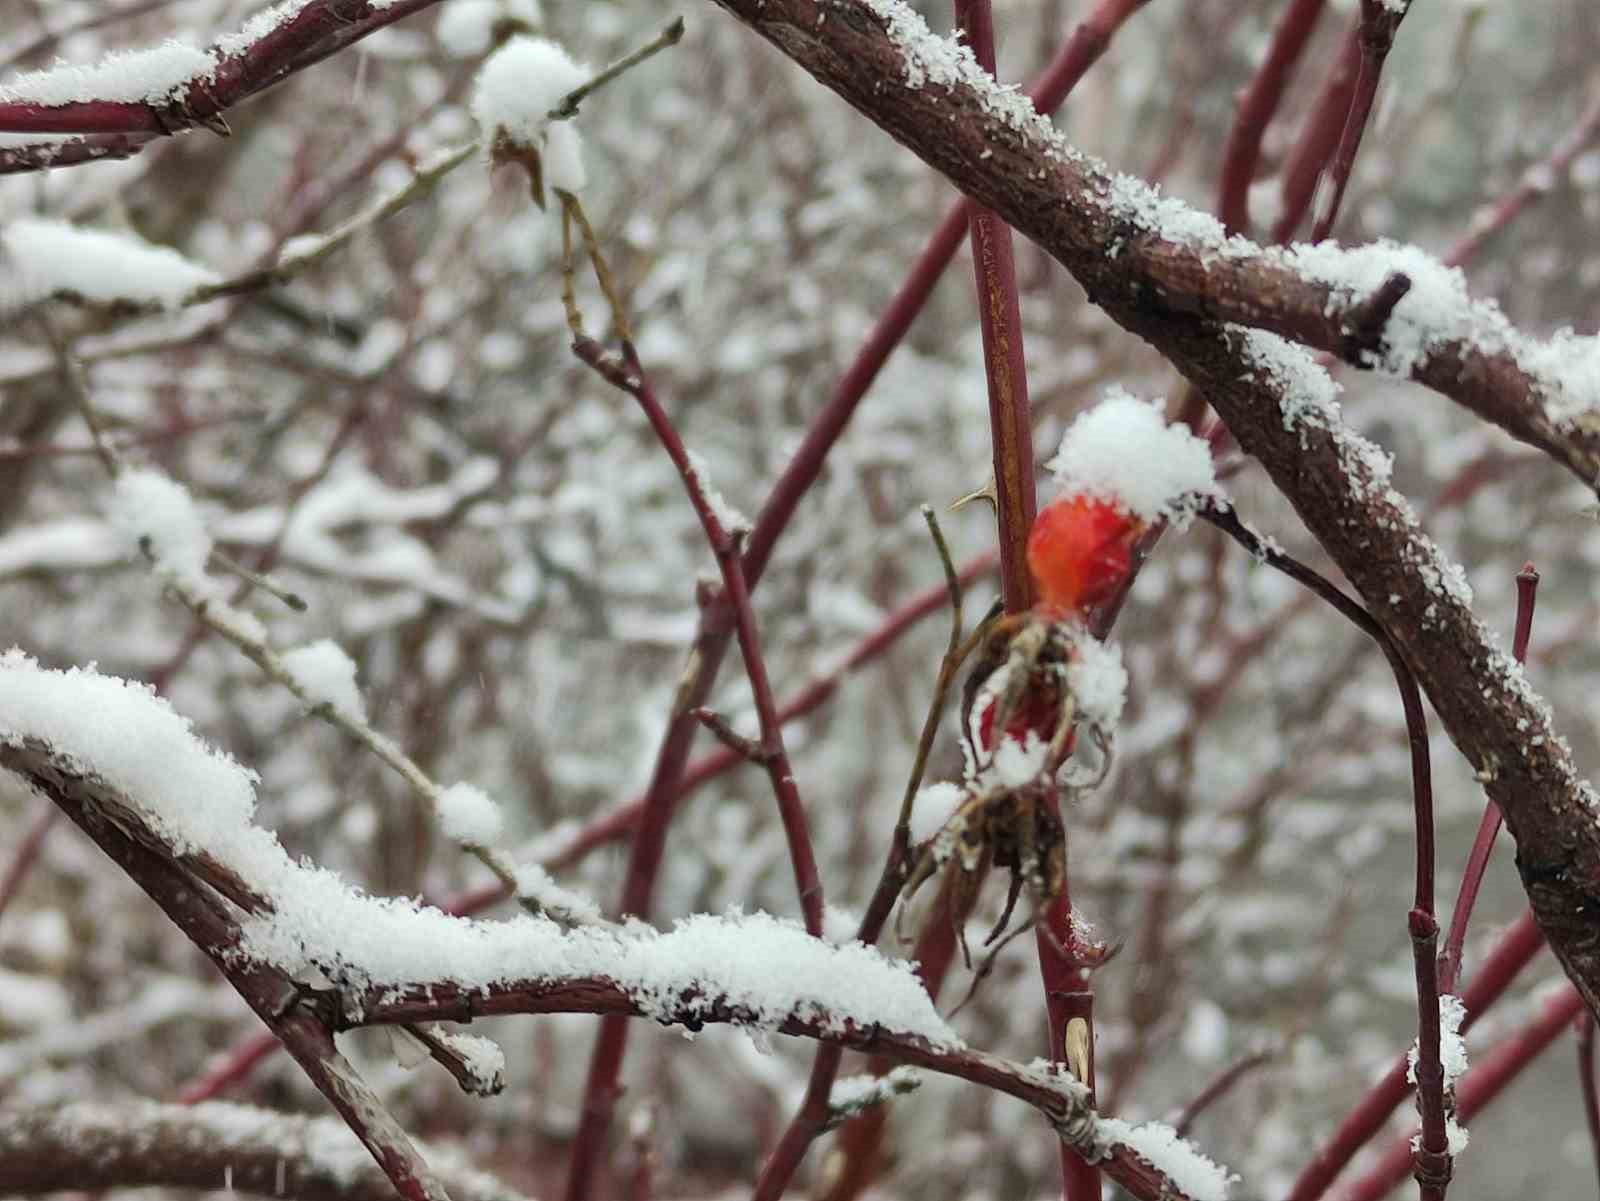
[1063,1017,1092,1082]
[950,475,998,514]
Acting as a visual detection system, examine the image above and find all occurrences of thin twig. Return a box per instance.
[1216,0,1327,235]
[548,17,686,119]
[1171,1046,1275,1137]
[571,337,823,936]
[1308,0,1412,242]
[1437,562,1538,994]
[1200,501,1452,1198]
[1581,1014,1600,1197]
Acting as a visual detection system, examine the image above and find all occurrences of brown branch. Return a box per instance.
[703,0,1600,1025]
[344,979,1205,1201]
[0,0,447,173]
[0,1100,529,1201]
[704,0,1600,490]
[3,740,452,1201]
[4,730,1218,1201]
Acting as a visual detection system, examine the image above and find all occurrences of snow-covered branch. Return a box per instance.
[706,0,1600,489]
[0,1,445,171]
[0,654,1232,1201]
[0,1099,530,1201]
[704,0,1600,1027]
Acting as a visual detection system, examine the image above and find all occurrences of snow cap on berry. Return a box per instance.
[1044,386,1218,524]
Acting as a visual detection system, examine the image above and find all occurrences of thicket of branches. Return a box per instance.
[2,1,1600,1199]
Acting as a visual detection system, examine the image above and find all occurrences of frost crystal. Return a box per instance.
[1064,628,1128,730]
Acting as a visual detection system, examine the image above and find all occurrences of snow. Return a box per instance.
[0,653,956,1049]
[426,1029,507,1095]
[512,861,604,925]
[853,1,1600,427]
[281,641,366,722]
[993,732,1049,787]
[437,0,544,58]
[1108,179,1600,425]
[829,1064,920,1114]
[1063,628,1128,730]
[686,450,754,536]
[0,219,218,314]
[0,650,260,860]
[107,469,213,590]
[1044,387,1218,523]
[1096,1116,1236,1201]
[1408,993,1468,1089]
[0,43,215,108]
[861,0,1072,157]
[437,782,505,848]
[1231,327,1477,613]
[910,781,964,844]
[471,36,590,194]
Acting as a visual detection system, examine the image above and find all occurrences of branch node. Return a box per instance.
[1340,272,1412,361]
[692,707,774,764]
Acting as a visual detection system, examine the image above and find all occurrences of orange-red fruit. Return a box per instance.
[1026,495,1141,616]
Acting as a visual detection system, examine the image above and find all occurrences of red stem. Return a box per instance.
[1286,909,1545,1201]
[956,0,1036,615]
[0,804,57,924]
[1306,0,1410,243]
[566,7,1157,1192]
[1340,985,1583,1201]
[1437,563,1538,994]
[1172,1047,1275,1137]
[1444,91,1600,267]
[579,339,826,935]
[1216,0,1327,235]
[1273,17,1362,243]
[1581,1014,1600,1196]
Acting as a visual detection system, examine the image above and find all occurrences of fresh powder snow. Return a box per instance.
[281,640,367,723]
[1,219,218,315]
[1044,387,1218,524]
[471,36,590,196]
[0,652,958,1049]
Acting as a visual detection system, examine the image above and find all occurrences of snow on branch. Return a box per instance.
[0,1099,531,1201]
[0,0,432,172]
[0,219,220,316]
[0,652,950,1041]
[710,0,1600,490]
[0,653,1231,1201]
